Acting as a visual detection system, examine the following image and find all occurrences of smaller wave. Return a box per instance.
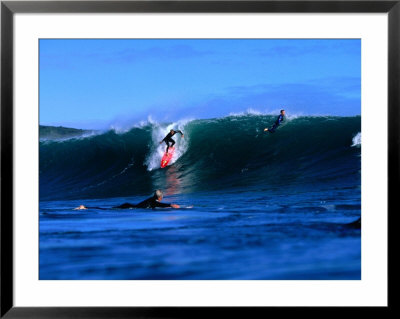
[39,131,100,143]
[351,132,361,147]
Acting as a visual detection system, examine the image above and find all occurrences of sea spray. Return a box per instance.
[351,132,361,147]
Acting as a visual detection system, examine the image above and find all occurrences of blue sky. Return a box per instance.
[39,39,361,129]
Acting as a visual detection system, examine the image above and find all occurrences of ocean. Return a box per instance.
[39,114,361,279]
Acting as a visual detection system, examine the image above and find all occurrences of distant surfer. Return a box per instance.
[264,110,285,133]
[74,190,180,210]
[160,129,184,153]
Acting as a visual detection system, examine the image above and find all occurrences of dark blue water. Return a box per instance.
[39,115,361,279]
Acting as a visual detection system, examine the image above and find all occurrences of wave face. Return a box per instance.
[40,115,361,200]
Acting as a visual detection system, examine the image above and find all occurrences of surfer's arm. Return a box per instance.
[175,130,184,137]
[154,202,173,208]
[154,201,180,209]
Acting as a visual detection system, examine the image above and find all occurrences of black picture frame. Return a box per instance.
[1,0,396,317]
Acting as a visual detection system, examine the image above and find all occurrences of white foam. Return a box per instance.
[108,125,131,134]
[352,132,361,147]
[228,108,264,117]
[107,115,155,134]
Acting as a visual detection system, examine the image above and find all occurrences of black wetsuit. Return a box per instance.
[162,130,183,152]
[113,196,172,209]
[267,114,285,133]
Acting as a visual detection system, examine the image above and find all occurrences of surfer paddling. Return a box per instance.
[160,129,184,153]
[74,190,181,210]
[114,190,180,209]
[264,109,285,133]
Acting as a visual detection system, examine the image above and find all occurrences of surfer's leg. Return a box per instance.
[268,125,277,133]
[166,138,175,152]
[165,140,170,152]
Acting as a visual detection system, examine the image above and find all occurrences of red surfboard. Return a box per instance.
[160,147,175,168]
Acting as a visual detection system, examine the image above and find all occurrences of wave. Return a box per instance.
[39,115,361,200]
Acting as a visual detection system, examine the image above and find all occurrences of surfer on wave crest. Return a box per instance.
[160,129,184,153]
[264,109,285,133]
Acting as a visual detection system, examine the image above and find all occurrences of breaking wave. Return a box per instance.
[40,115,361,200]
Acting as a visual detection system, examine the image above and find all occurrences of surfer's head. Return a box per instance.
[154,189,163,201]
[170,129,175,134]
[280,109,285,115]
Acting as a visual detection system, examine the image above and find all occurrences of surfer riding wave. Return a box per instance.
[264,109,285,133]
